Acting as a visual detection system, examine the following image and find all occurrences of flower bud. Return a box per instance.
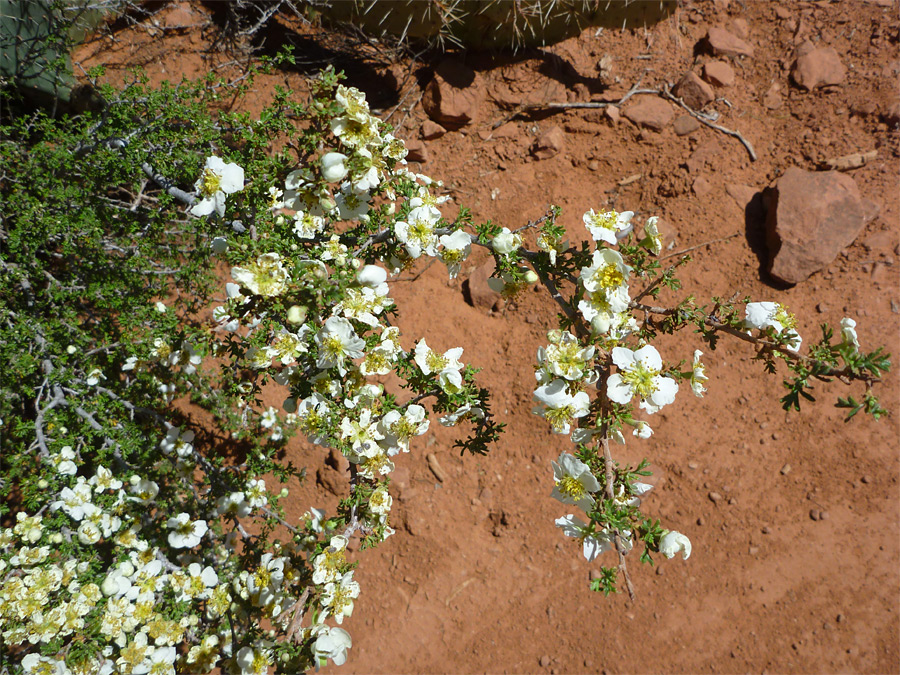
[50,533,63,544]
[321,152,349,183]
[286,305,307,325]
[101,574,120,596]
[523,270,539,284]
[351,258,361,270]
[280,488,289,498]
[37,479,48,489]
[357,265,387,288]
[66,345,76,355]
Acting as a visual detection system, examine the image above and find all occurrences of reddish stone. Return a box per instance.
[623,97,675,131]
[405,140,429,163]
[531,126,565,160]
[763,168,869,284]
[706,26,755,58]
[673,114,700,136]
[703,61,735,87]
[463,261,500,311]
[420,120,447,140]
[675,71,715,109]
[792,47,846,90]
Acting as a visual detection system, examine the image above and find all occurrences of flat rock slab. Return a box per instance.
[792,46,846,90]
[623,96,674,131]
[763,168,868,284]
[705,26,755,58]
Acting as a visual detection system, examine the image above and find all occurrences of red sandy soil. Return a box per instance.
[75,1,899,672]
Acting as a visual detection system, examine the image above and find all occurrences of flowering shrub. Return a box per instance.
[0,63,890,674]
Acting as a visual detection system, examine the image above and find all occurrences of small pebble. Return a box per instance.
[728,497,737,506]
[861,475,872,484]
[780,463,791,475]
[819,510,830,520]
[656,566,665,575]
[749,546,760,555]
[762,526,772,534]
[540,655,551,667]
[688,461,699,470]
[816,302,827,313]
[584,659,594,668]
[708,491,723,503]
[837,613,845,623]
[697,516,705,526]
[810,509,820,521]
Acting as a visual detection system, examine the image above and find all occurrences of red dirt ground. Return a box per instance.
[75,1,899,672]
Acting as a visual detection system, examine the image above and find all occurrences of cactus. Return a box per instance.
[311,0,677,51]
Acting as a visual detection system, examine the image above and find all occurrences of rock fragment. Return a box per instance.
[763,168,870,284]
[703,60,735,87]
[463,261,500,310]
[531,125,565,160]
[792,46,846,90]
[420,120,447,140]
[405,140,429,163]
[673,114,700,136]
[674,71,715,109]
[705,26,755,58]
[623,97,674,131]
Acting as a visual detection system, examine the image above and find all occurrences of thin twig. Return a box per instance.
[661,233,740,261]
[659,86,757,161]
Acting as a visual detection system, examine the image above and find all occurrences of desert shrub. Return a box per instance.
[0,57,890,675]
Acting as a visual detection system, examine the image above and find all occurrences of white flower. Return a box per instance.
[232,253,289,298]
[191,156,244,218]
[322,571,360,624]
[555,514,616,562]
[580,248,631,296]
[246,478,268,509]
[583,208,633,245]
[316,317,365,376]
[166,513,207,549]
[312,535,348,585]
[378,404,429,455]
[633,421,653,438]
[691,350,708,397]
[293,210,326,239]
[606,346,678,415]
[334,183,371,222]
[659,530,692,560]
[840,317,859,351]
[235,644,272,675]
[321,152,349,182]
[641,216,663,255]
[395,205,440,258]
[439,230,472,279]
[313,624,352,669]
[340,409,384,457]
[538,331,595,381]
[260,407,278,429]
[413,339,463,376]
[86,368,106,386]
[438,402,484,427]
[437,368,464,395]
[550,452,601,512]
[745,301,802,350]
[491,227,522,257]
[356,264,389,293]
[217,491,251,518]
[533,379,590,435]
[53,445,78,476]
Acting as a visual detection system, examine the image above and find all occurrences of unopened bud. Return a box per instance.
[37,479,48,489]
[286,305,307,325]
[50,533,63,544]
[66,345,76,355]
[279,488,289,498]
[523,270,539,284]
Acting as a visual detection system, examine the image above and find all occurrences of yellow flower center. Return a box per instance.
[200,168,222,197]
[591,263,625,290]
[557,475,586,500]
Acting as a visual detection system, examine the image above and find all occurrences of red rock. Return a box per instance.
[763,84,783,110]
[674,71,715,109]
[420,120,447,140]
[692,176,712,197]
[774,6,792,19]
[673,114,700,136]
[531,126,565,160]
[706,26,755,58]
[464,261,500,310]
[729,18,750,39]
[623,97,675,131]
[726,184,758,210]
[882,101,900,127]
[763,168,870,284]
[791,47,846,90]
[703,61,735,87]
[606,105,621,124]
[405,140,429,163]
[422,60,484,128]
[162,2,196,27]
